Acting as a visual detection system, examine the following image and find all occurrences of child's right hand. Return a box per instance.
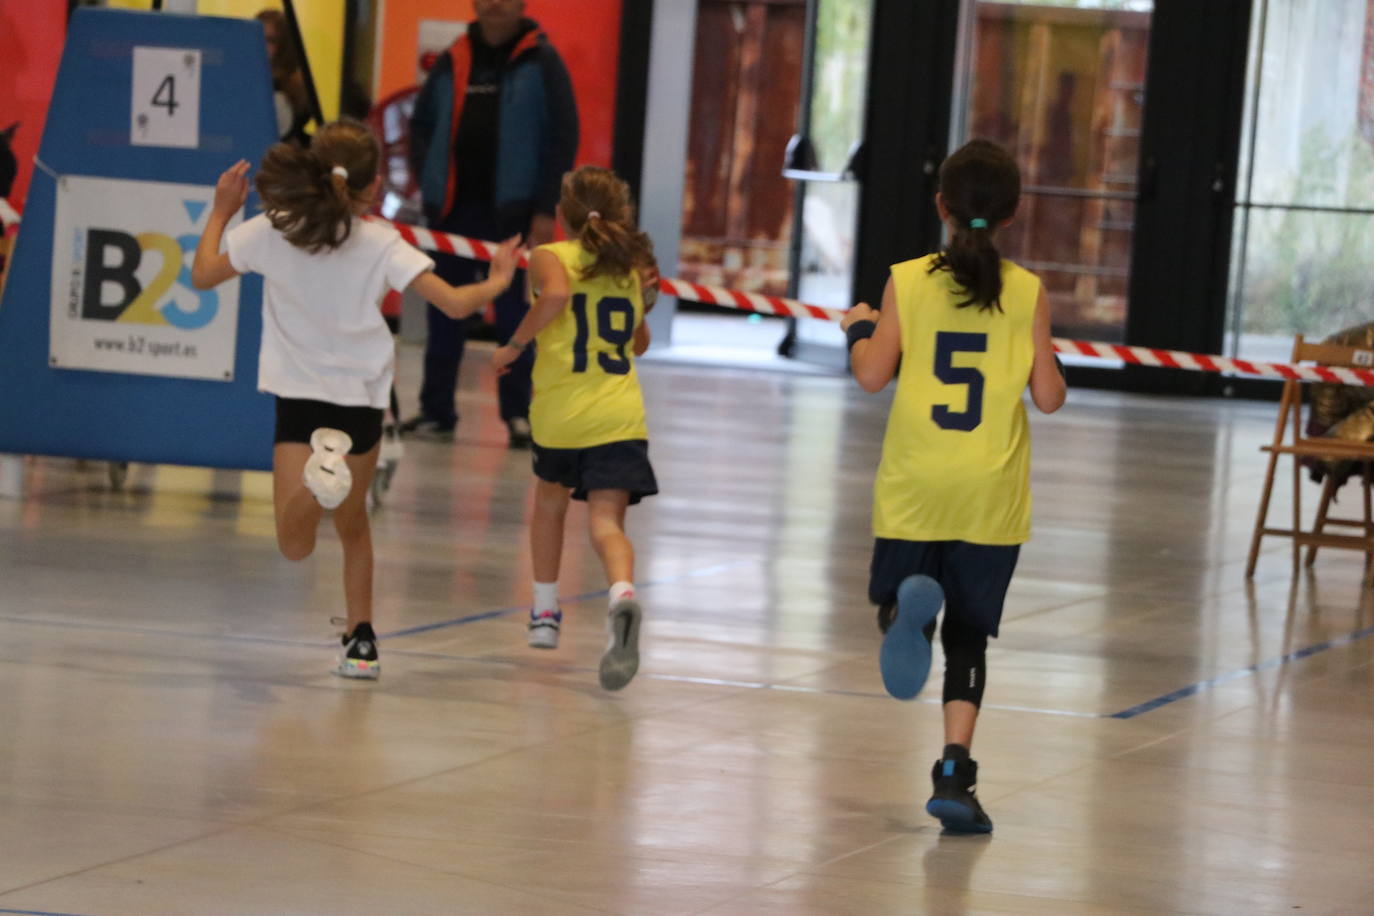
[489,235,523,289]
[213,160,250,219]
[842,302,879,331]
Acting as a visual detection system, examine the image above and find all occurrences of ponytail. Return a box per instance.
[253,118,380,253]
[559,166,657,285]
[932,221,1004,313]
[927,139,1021,313]
[579,214,655,284]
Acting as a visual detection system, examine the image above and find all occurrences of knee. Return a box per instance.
[277,535,315,562]
[332,505,370,541]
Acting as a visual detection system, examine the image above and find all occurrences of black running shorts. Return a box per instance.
[273,397,384,455]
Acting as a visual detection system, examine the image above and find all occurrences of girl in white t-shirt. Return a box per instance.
[191,119,520,679]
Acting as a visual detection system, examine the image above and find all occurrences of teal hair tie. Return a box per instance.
[969,218,988,230]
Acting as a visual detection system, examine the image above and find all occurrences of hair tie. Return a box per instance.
[331,165,349,182]
[969,218,988,230]
[587,210,602,221]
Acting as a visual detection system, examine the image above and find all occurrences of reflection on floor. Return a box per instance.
[2,349,1373,915]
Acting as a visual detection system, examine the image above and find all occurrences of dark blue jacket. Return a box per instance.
[409,22,578,228]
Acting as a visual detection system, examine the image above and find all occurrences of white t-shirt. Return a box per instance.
[226,214,434,409]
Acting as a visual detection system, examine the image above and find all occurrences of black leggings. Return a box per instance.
[923,614,989,708]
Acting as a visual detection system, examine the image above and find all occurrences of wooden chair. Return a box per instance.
[1247,335,1374,578]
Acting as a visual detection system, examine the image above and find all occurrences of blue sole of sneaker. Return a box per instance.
[879,575,943,700]
[925,798,993,834]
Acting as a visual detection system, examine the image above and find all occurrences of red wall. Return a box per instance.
[0,0,66,207]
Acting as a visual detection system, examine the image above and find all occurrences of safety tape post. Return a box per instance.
[3,196,1369,388]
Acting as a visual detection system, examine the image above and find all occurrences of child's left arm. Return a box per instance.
[843,275,902,392]
[191,160,249,290]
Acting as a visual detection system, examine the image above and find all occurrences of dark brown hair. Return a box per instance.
[255,9,298,86]
[254,119,379,253]
[928,139,1021,312]
[559,166,656,284]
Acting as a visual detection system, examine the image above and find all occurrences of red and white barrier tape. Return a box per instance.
[1054,339,1374,387]
[386,220,1374,385]
[4,197,1370,387]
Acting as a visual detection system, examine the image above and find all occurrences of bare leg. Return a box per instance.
[586,489,633,584]
[531,479,572,583]
[273,443,324,561]
[333,445,380,633]
[943,700,978,750]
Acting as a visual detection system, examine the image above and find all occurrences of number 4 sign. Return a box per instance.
[131,47,201,149]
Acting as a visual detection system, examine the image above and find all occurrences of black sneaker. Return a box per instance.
[925,747,993,833]
[335,621,380,680]
[506,417,532,449]
[399,415,455,442]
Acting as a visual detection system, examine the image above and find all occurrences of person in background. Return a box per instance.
[256,8,312,146]
[405,0,579,447]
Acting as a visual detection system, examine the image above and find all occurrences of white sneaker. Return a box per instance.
[598,598,642,691]
[527,609,562,649]
[304,428,353,509]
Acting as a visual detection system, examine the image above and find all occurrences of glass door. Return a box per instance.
[952,0,1153,346]
[784,0,873,363]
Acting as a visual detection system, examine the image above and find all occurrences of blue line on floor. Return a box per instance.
[1109,623,1374,719]
[378,559,755,640]
[0,908,98,916]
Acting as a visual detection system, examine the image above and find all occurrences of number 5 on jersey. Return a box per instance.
[571,294,635,375]
[932,331,987,432]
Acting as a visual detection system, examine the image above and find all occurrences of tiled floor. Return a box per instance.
[1,345,1371,915]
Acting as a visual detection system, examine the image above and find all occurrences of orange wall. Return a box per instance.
[0,0,66,208]
[376,0,622,168]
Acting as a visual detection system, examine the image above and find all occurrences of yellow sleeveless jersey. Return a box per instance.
[873,254,1040,545]
[529,241,649,449]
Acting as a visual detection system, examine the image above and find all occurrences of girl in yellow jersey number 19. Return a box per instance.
[491,166,659,692]
[842,140,1066,834]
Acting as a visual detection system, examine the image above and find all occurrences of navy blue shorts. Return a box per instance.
[532,439,658,505]
[868,539,1020,637]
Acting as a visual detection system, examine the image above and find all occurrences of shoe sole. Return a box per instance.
[333,658,380,680]
[306,428,354,509]
[925,798,993,834]
[599,599,642,691]
[879,575,943,700]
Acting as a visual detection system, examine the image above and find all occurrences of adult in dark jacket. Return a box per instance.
[404,0,579,446]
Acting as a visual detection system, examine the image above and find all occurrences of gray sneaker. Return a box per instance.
[598,598,642,691]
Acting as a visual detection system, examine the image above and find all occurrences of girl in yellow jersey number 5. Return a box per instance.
[492,166,659,691]
[842,140,1066,833]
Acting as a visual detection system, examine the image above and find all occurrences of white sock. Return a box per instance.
[609,580,636,608]
[533,581,559,614]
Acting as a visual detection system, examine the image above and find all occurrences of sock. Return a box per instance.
[533,581,559,615]
[942,743,971,762]
[608,580,636,608]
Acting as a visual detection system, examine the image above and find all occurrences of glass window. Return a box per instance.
[1227,0,1374,363]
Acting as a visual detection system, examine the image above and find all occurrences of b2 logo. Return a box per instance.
[81,226,217,330]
